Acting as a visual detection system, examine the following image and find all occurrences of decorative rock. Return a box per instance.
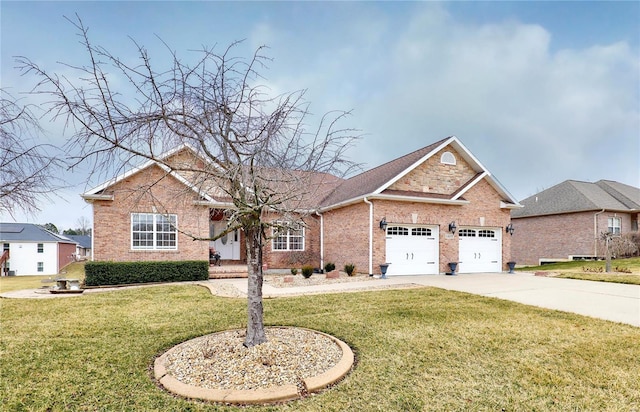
[155,327,355,405]
[325,270,340,279]
[283,275,294,283]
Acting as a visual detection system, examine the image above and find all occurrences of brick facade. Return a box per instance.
[92,164,210,262]
[262,213,322,270]
[323,147,511,273]
[88,141,516,273]
[324,165,512,274]
[512,210,637,265]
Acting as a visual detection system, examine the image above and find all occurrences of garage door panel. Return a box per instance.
[458,228,501,273]
[385,225,439,275]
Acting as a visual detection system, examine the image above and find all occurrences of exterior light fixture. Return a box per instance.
[448,221,457,234]
[506,223,515,236]
[379,217,388,231]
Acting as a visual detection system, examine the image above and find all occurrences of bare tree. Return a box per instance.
[76,216,91,236]
[0,90,61,216]
[19,16,359,347]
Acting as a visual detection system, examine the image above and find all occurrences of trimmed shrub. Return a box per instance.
[324,262,336,273]
[85,260,209,287]
[301,265,314,279]
[290,268,298,276]
[344,263,356,276]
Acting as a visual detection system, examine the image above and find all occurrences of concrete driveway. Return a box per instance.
[215,272,640,327]
[388,272,640,327]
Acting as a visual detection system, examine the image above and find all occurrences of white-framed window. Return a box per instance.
[608,217,621,235]
[440,151,456,165]
[478,230,496,238]
[37,262,44,272]
[272,221,304,251]
[37,243,44,253]
[387,226,409,236]
[459,229,476,237]
[412,227,432,236]
[131,213,178,250]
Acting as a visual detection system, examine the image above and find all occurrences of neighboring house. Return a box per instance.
[81,136,522,275]
[66,235,92,260]
[511,180,640,265]
[0,223,77,276]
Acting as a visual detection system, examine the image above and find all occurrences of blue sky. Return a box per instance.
[1,1,639,230]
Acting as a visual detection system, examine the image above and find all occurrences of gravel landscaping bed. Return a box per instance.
[163,327,343,391]
[265,273,375,288]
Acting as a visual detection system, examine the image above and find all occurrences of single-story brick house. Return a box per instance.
[0,223,77,276]
[82,136,522,275]
[511,180,640,265]
[66,235,92,260]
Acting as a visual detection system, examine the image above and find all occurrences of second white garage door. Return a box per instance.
[385,225,439,275]
[458,227,502,273]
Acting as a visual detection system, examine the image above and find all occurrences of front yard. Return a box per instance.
[1,284,638,411]
[517,257,640,285]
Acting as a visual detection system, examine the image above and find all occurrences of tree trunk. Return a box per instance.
[244,224,267,347]
[605,235,612,273]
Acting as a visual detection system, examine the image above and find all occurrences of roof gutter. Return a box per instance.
[320,193,469,213]
[81,194,114,202]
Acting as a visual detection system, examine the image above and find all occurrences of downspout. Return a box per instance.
[315,211,324,271]
[363,197,373,275]
[594,209,605,257]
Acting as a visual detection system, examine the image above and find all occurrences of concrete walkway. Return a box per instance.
[3,272,638,327]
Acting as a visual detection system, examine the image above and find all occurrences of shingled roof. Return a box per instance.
[319,138,448,207]
[319,136,520,209]
[512,180,640,218]
[83,136,521,211]
[0,223,76,243]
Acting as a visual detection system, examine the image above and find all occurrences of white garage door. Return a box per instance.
[458,228,502,273]
[385,226,439,275]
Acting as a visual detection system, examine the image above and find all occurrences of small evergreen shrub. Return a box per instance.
[324,262,336,272]
[85,260,209,286]
[344,263,356,276]
[301,265,314,278]
[290,268,298,276]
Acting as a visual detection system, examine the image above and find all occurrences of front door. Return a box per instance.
[210,221,241,260]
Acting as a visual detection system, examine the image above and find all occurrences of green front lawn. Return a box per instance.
[0,262,86,293]
[1,285,638,411]
[517,257,640,285]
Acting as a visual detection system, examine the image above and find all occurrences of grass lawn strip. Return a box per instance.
[518,256,640,285]
[1,285,638,410]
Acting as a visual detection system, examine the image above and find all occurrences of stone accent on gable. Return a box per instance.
[387,146,477,195]
[91,164,210,262]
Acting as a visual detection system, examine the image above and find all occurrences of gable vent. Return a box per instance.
[440,151,456,165]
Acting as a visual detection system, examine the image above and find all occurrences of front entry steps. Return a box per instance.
[209,264,248,279]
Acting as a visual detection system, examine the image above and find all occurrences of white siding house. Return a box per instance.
[0,223,77,276]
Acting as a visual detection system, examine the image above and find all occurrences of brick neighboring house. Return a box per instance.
[0,223,77,276]
[511,180,640,265]
[66,235,92,260]
[82,136,522,275]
